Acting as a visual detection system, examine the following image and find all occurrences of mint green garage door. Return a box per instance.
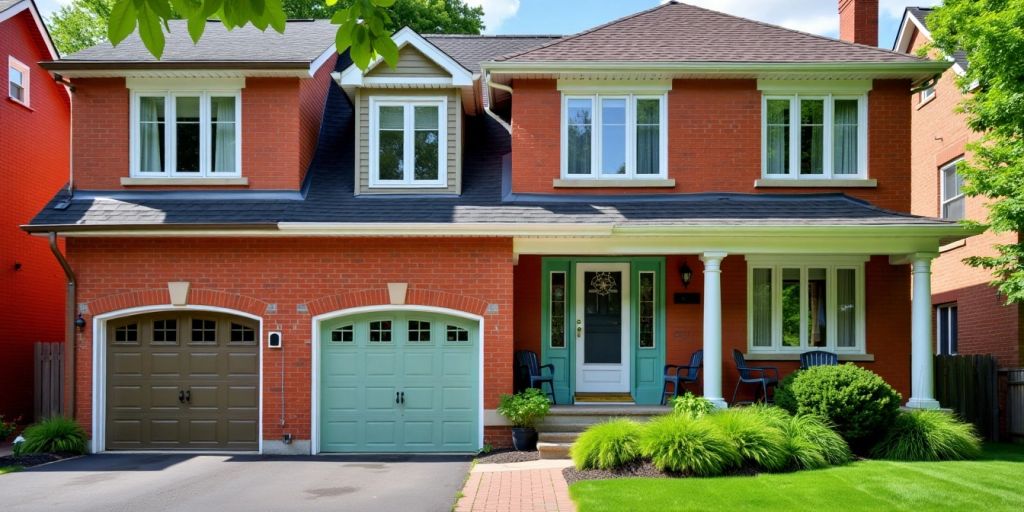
[320,311,480,453]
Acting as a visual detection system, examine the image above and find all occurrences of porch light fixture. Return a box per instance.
[74,314,86,332]
[680,261,693,288]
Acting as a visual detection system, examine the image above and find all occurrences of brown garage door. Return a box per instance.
[106,312,259,451]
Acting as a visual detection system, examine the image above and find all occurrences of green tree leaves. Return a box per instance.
[929,0,1024,304]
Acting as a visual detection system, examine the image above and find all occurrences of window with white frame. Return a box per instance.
[369,97,446,187]
[562,94,667,179]
[130,90,241,177]
[920,86,936,104]
[936,303,958,356]
[747,257,866,353]
[762,94,867,179]
[940,158,965,220]
[8,56,29,106]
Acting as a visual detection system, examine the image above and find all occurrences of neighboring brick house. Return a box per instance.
[894,8,1023,367]
[25,1,968,454]
[1,0,69,422]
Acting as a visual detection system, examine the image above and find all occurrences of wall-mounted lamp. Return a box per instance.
[74,314,86,332]
[679,261,693,288]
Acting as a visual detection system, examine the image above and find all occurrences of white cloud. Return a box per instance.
[464,0,520,34]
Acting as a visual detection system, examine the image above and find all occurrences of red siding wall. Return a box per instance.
[509,78,913,213]
[66,237,514,445]
[906,28,1022,366]
[514,255,913,401]
[0,9,69,421]
[69,73,328,191]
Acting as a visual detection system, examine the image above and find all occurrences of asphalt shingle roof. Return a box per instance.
[424,34,560,74]
[497,1,926,64]
[906,7,969,71]
[0,0,23,14]
[26,55,955,232]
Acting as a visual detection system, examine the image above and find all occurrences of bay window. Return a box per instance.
[562,94,667,179]
[130,90,241,177]
[369,97,446,187]
[747,257,866,353]
[762,94,867,179]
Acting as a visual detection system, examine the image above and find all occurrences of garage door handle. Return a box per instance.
[400,391,405,404]
[396,391,401,404]
[185,390,191,403]
[178,390,185,404]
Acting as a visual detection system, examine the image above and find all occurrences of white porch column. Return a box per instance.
[700,252,728,408]
[907,252,940,409]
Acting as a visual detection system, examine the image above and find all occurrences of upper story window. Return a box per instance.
[940,158,965,220]
[130,86,241,178]
[747,256,867,354]
[763,95,867,179]
[920,86,936,104]
[369,96,447,188]
[8,56,29,106]
[561,94,667,180]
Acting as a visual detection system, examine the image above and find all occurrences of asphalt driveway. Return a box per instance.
[0,453,472,512]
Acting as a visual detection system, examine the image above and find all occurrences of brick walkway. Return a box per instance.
[455,460,576,512]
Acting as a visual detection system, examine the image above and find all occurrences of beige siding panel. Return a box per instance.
[365,46,451,78]
[357,88,460,195]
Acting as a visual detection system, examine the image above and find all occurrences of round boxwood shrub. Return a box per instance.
[638,415,739,476]
[776,364,901,450]
[570,419,644,470]
[706,407,789,472]
[773,370,800,413]
[871,410,982,461]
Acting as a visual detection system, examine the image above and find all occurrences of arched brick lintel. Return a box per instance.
[85,288,269,319]
[306,288,489,318]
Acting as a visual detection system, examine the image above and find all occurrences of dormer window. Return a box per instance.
[369,97,447,188]
[129,80,242,179]
[560,94,668,180]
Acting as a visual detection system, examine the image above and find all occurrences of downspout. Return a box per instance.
[483,70,513,134]
[49,233,76,418]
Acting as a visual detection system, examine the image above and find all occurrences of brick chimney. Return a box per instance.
[838,0,878,46]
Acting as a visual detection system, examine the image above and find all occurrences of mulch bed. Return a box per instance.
[474,449,541,464]
[0,453,74,470]
[563,462,760,484]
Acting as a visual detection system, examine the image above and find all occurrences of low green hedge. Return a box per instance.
[871,410,981,461]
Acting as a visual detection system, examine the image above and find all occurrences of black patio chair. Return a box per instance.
[515,350,556,404]
[661,349,703,405]
[800,350,839,370]
[731,349,779,404]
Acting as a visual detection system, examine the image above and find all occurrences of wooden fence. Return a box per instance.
[34,342,64,421]
[1007,368,1024,440]
[934,354,999,441]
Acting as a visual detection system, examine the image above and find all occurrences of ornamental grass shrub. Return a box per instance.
[570,419,644,470]
[638,415,740,476]
[871,409,982,461]
[775,364,901,451]
[671,392,715,419]
[706,407,789,472]
[780,413,853,469]
[13,417,87,456]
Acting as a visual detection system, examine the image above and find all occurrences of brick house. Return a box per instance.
[1,0,68,422]
[894,7,1023,368]
[25,1,968,454]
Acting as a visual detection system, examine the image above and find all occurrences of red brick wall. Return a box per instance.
[513,255,912,402]
[839,0,879,47]
[67,237,514,443]
[69,74,325,191]
[907,29,1022,366]
[509,78,913,213]
[0,9,69,421]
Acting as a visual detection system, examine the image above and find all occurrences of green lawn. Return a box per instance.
[570,444,1024,512]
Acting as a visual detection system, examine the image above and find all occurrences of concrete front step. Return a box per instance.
[537,442,572,460]
[538,432,580,444]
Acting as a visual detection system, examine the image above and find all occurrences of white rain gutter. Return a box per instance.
[483,71,513,134]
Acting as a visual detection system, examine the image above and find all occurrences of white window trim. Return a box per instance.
[920,86,936,105]
[368,96,448,188]
[935,303,958,356]
[746,255,868,355]
[940,158,965,220]
[8,56,29,106]
[559,93,668,180]
[760,94,869,180]
[128,89,242,178]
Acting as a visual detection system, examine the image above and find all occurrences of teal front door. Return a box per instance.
[320,311,479,453]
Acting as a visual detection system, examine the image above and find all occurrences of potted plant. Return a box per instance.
[497,388,551,450]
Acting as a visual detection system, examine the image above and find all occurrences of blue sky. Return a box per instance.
[36,0,941,50]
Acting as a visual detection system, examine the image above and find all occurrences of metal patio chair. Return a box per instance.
[732,349,779,404]
[515,350,556,404]
[800,350,839,370]
[661,349,703,405]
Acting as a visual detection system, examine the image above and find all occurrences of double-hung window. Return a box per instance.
[936,304,958,355]
[747,257,867,354]
[940,158,965,220]
[130,89,241,177]
[369,97,447,187]
[562,94,667,179]
[762,93,867,179]
[8,56,29,106]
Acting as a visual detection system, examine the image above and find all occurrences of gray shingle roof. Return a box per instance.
[26,54,958,233]
[59,19,337,64]
[906,7,969,71]
[424,35,560,74]
[497,1,926,64]
[0,0,23,14]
